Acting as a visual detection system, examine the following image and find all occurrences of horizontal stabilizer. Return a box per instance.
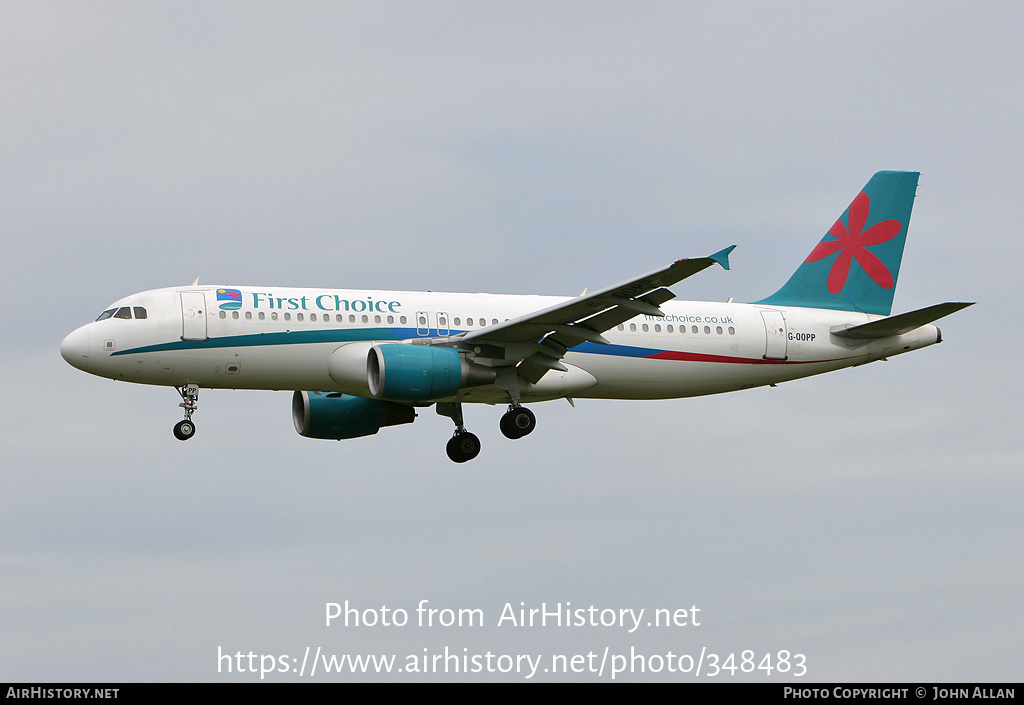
[831,302,974,339]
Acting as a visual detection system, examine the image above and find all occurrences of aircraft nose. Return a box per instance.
[60,327,90,370]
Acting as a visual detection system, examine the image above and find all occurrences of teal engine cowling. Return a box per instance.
[292,391,416,440]
[367,343,496,402]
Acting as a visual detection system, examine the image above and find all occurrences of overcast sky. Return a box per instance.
[2,1,1020,682]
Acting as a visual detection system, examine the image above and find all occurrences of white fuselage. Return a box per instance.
[60,285,941,404]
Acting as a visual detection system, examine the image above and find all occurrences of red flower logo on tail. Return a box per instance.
[805,192,901,294]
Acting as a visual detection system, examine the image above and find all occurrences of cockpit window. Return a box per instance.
[95,306,147,320]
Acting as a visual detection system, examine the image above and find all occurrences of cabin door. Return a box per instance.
[180,292,209,342]
[761,310,788,361]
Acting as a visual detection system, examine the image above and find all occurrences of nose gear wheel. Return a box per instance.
[174,384,199,441]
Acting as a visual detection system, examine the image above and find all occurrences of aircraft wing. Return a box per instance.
[454,246,735,383]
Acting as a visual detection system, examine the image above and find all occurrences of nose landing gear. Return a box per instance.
[173,384,199,440]
[173,419,195,440]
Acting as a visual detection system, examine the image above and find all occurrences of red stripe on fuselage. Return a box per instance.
[644,351,838,365]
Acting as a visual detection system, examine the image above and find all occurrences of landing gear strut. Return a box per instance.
[500,404,536,440]
[436,401,480,463]
[173,383,199,441]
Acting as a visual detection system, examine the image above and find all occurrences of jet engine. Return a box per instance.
[367,343,496,402]
[292,391,415,440]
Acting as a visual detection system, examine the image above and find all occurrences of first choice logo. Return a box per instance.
[217,288,243,310]
[249,293,402,313]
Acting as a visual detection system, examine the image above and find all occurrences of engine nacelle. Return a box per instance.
[367,343,496,402]
[292,391,415,440]
[328,342,376,395]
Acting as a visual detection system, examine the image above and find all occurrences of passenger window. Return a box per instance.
[133,307,147,319]
[113,307,132,319]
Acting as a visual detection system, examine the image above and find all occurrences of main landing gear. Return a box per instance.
[499,404,536,440]
[446,432,481,464]
[173,384,199,441]
[436,401,480,463]
[437,401,537,462]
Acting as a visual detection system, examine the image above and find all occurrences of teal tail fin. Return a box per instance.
[756,171,920,315]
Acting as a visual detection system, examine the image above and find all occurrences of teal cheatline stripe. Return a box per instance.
[119,326,675,362]
[755,171,919,316]
[112,327,412,356]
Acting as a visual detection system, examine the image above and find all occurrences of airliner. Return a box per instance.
[61,171,971,462]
